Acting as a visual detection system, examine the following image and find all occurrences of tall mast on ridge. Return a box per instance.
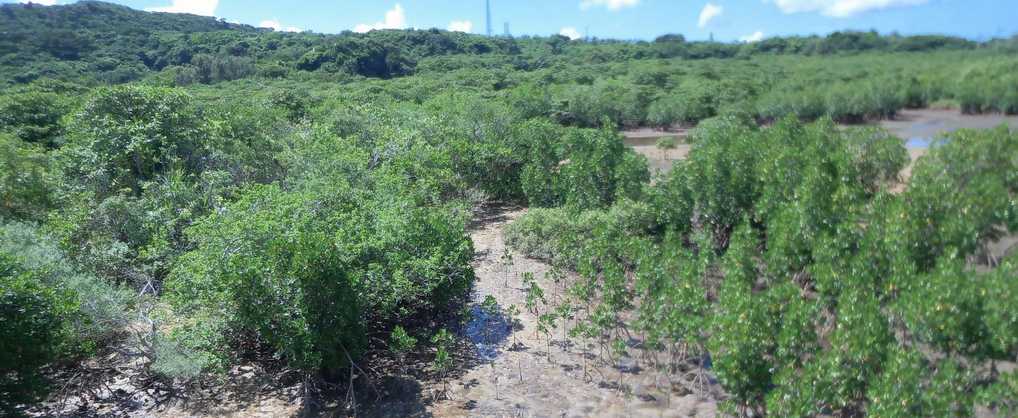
[486,0,493,36]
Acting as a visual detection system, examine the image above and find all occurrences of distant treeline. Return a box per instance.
[2,1,1014,86]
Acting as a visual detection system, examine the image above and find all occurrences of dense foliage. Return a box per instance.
[1,1,1016,415]
[508,118,1018,416]
[0,221,132,414]
[3,1,1017,126]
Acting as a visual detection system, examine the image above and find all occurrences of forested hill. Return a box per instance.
[0,1,253,33]
[0,0,998,88]
[0,0,253,84]
[0,0,521,84]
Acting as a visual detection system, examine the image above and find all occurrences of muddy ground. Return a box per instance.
[620,128,690,175]
[878,109,1018,141]
[412,206,722,418]
[622,109,1018,184]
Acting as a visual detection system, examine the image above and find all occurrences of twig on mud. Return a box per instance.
[340,342,387,409]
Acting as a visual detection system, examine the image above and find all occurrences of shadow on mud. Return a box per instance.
[461,303,513,362]
[354,376,434,418]
[467,202,521,232]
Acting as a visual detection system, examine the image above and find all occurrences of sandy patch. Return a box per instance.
[622,130,691,175]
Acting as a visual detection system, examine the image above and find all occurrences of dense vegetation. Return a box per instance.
[507,119,1017,416]
[1,1,1016,416]
[4,1,1018,126]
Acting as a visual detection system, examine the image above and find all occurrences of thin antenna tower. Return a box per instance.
[485,0,492,36]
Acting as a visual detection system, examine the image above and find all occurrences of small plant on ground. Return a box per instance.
[546,264,567,296]
[506,304,521,349]
[656,135,679,159]
[538,312,557,360]
[481,294,500,315]
[500,247,515,288]
[430,328,454,399]
[389,326,417,376]
[555,302,574,352]
[523,272,546,315]
[480,295,501,346]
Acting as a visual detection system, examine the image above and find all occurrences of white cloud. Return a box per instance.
[768,0,929,18]
[740,31,765,42]
[559,27,582,40]
[259,19,301,33]
[580,0,640,11]
[145,0,219,16]
[447,20,473,33]
[353,3,407,33]
[19,0,58,5]
[698,3,723,28]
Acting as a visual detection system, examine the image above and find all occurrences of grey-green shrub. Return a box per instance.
[0,222,131,347]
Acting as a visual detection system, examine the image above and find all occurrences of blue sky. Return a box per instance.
[9,0,1018,41]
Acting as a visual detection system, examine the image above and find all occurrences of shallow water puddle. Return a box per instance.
[906,137,931,148]
[905,137,951,149]
[462,304,511,361]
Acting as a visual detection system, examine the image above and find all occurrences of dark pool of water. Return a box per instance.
[463,304,511,361]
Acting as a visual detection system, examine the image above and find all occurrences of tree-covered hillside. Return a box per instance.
[0,1,1004,87]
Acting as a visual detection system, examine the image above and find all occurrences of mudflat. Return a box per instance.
[878,109,1018,141]
[621,130,690,175]
[622,110,1018,180]
[879,109,1018,187]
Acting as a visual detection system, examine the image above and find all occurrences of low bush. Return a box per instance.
[557,80,650,128]
[0,134,55,221]
[0,253,73,415]
[0,222,132,348]
[902,126,1018,270]
[61,85,214,199]
[505,207,609,267]
[647,79,722,126]
[521,126,648,210]
[0,91,71,147]
[165,183,474,375]
[0,231,123,416]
